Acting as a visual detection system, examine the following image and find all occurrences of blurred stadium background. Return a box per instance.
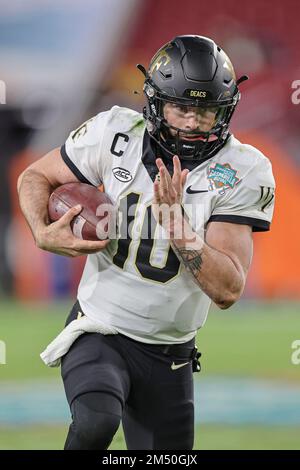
[1,0,300,450]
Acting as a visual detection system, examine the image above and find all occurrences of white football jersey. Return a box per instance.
[61,106,275,344]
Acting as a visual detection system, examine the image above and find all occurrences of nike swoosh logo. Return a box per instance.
[171,361,190,370]
[186,185,209,194]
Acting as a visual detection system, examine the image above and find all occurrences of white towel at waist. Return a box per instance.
[40,314,118,367]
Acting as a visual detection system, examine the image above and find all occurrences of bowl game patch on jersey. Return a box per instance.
[207,162,240,194]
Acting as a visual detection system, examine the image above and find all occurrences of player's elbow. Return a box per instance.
[215,294,238,310]
[17,169,34,194]
[214,281,244,310]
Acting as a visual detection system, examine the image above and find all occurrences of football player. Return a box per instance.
[17,35,275,450]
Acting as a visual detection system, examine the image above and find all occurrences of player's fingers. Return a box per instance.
[73,238,110,251]
[47,247,80,258]
[156,158,173,184]
[172,155,181,191]
[156,158,172,183]
[58,205,82,227]
[159,166,169,198]
[181,169,189,188]
[156,158,177,201]
[65,250,82,257]
[64,246,105,257]
[155,158,164,171]
[74,247,107,255]
[153,178,161,203]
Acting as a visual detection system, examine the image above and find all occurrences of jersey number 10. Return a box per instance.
[112,192,180,283]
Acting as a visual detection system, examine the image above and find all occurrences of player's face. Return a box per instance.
[163,102,218,141]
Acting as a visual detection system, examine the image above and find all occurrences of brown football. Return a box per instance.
[48,182,115,240]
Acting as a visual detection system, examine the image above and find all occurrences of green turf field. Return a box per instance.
[1,424,300,450]
[1,299,300,449]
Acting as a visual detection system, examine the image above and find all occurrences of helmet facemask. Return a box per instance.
[143,80,240,161]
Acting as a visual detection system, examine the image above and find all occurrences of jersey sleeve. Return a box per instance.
[60,110,110,187]
[208,156,275,232]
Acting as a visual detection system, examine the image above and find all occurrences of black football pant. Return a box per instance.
[61,301,196,450]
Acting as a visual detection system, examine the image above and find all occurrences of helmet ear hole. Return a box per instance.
[224,75,234,85]
[159,71,172,79]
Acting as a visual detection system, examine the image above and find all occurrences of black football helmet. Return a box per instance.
[139,35,248,161]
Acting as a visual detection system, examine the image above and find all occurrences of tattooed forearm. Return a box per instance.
[169,219,247,308]
[173,246,204,282]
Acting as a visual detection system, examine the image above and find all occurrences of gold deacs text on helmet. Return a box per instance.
[183,88,213,101]
[189,90,207,98]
